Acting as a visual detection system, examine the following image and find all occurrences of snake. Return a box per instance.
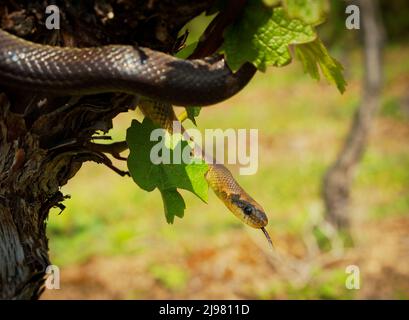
[0,29,272,245]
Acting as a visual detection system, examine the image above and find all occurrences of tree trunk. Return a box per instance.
[0,0,214,300]
[323,0,384,229]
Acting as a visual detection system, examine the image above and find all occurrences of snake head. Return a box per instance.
[229,194,268,229]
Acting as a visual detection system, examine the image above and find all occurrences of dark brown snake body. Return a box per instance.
[0,29,256,106]
[0,29,271,245]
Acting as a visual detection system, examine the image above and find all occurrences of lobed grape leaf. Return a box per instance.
[222,1,316,71]
[127,118,208,223]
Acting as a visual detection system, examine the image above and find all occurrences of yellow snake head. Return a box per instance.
[228,192,273,248]
[206,164,268,229]
[228,194,268,229]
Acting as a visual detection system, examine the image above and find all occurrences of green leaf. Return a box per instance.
[295,38,347,93]
[126,119,160,192]
[185,106,202,126]
[126,118,209,224]
[282,0,329,25]
[175,42,199,59]
[160,189,186,223]
[223,2,316,71]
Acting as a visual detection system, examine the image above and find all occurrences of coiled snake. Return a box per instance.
[0,29,272,246]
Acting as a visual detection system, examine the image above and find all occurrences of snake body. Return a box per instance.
[139,100,269,231]
[0,29,271,242]
[0,29,256,106]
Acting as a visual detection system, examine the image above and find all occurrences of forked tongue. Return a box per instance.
[261,227,274,250]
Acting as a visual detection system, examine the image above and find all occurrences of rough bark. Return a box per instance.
[323,0,384,229]
[0,0,215,300]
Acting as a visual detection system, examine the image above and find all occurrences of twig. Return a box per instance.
[86,141,128,160]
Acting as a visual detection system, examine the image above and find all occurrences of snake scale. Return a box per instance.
[0,29,272,245]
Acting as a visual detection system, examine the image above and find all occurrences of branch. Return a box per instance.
[189,0,249,58]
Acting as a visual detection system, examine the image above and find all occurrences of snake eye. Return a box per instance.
[243,205,253,215]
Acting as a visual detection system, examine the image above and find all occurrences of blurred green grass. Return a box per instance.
[46,44,409,298]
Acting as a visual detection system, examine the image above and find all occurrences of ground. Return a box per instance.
[42,44,409,299]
